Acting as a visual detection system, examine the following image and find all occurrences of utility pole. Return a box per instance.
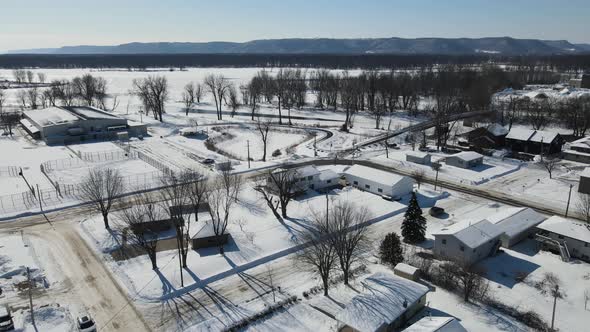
[247,140,251,169]
[551,285,559,330]
[27,267,35,327]
[314,135,318,157]
[36,184,42,212]
[565,184,573,218]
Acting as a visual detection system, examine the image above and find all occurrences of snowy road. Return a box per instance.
[0,220,151,331]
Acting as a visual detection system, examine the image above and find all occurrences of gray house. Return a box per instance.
[22,106,147,144]
[488,207,546,248]
[344,165,414,199]
[336,272,429,332]
[191,223,229,250]
[445,151,483,169]
[432,219,503,265]
[406,151,432,165]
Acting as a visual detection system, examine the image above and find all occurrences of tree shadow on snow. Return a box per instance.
[479,251,540,289]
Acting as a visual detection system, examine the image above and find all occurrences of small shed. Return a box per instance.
[393,263,420,281]
[406,151,432,165]
[191,223,229,249]
[445,151,484,169]
[579,168,590,194]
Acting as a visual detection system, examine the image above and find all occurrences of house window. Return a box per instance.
[307,176,313,180]
[353,181,358,185]
[558,235,564,239]
[442,239,447,245]
[365,184,370,189]
[327,180,332,184]
[460,245,465,251]
[378,188,383,193]
[585,243,589,247]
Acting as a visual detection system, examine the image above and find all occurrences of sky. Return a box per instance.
[1,0,589,51]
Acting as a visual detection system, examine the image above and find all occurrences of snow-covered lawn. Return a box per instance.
[12,305,75,332]
[48,158,159,185]
[208,126,312,161]
[79,185,410,301]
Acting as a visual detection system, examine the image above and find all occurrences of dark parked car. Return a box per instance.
[429,206,445,217]
[202,158,215,165]
[0,306,14,331]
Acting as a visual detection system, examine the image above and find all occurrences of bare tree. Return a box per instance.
[0,90,6,115]
[77,168,124,229]
[441,261,489,302]
[539,158,559,179]
[255,168,301,219]
[413,169,426,189]
[37,72,46,84]
[182,82,196,116]
[185,172,209,222]
[247,75,263,120]
[71,74,108,107]
[194,82,203,104]
[327,200,371,285]
[25,88,39,109]
[132,75,169,122]
[585,289,589,310]
[26,70,35,84]
[204,74,231,120]
[226,84,240,117]
[255,116,272,161]
[577,193,590,223]
[535,272,566,330]
[117,195,162,270]
[296,208,338,296]
[13,69,26,83]
[0,112,20,136]
[206,170,240,254]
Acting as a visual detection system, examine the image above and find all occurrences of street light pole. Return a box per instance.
[247,140,251,169]
[565,184,573,218]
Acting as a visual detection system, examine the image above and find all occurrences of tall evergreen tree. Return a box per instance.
[379,232,404,266]
[401,192,427,243]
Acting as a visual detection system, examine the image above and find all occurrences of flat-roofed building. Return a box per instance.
[22,106,147,144]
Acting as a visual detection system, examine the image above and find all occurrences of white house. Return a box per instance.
[343,164,414,199]
[403,316,467,332]
[406,151,432,165]
[267,165,341,193]
[432,219,504,265]
[445,151,483,169]
[488,207,546,248]
[536,216,590,262]
[336,272,429,332]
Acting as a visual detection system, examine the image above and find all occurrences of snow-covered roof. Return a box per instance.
[487,207,546,239]
[403,316,467,332]
[394,263,419,276]
[20,118,40,134]
[318,169,340,181]
[580,167,590,178]
[570,136,590,150]
[529,130,559,143]
[537,216,590,243]
[433,219,504,249]
[344,164,408,186]
[192,222,222,239]
[24,107,80,127]
[65,106,119,120]
[406,151,431,159]
[506,128,535,141]
[296,165,321,178]
[486,123,509,137]
[449,151,483,162]
[335,272,429,332]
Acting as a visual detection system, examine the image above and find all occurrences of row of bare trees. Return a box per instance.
[496,94,590,135]
[12,69,46,84]
[13,74,114,111]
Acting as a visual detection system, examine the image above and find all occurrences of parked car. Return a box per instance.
[429,206,445,217]
[0,306,14,331]
[381,195,401,202]
[77,315,96,332]
[201,158,215,165]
